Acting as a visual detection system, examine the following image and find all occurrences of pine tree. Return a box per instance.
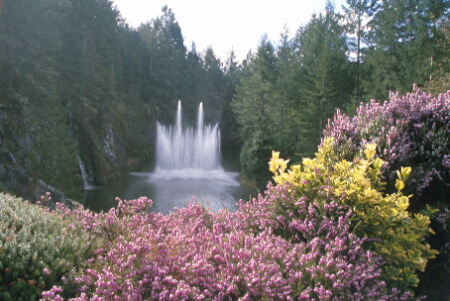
[362,0,449,99]
[342,0,373,97]
[221,50,242,147]
[138,6,190,123]
[231,37,279,182]
[296,2,353,157]
[203,47,226,124]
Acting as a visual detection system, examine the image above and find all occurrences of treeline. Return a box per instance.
[232,0,449,184]
[0,1,239,199]
[0,0,448,198]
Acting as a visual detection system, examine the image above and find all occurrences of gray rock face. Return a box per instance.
[0,101,149,204]
[103,127,117,161]
[5,152,17,165]
[0,117,72,205]
[0,165,29,193]
[0,164,72,207]
[30,179,74,208]
[0,165,73,207]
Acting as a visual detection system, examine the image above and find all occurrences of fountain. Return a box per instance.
[150,101,236,184]
[84,101,254,214]
[155,101,220,170]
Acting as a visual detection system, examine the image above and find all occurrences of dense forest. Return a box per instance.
[0,0,448,200]
[0,1,241,200]
[232,0,449,184]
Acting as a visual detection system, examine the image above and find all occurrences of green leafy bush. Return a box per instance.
[0,193,92,300]
[270,138,438,292]
[323,86,449,210]
[322,86,450,298]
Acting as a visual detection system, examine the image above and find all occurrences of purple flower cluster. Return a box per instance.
[40,189,409,300]
[323,86,449,201]
[42,286,64,301]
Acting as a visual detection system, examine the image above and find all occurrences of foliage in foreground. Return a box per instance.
[323,86,449,209]
[322,86,450,298]
[0,193,93,300]
[270,140,437,292]
[36,141,424,300]
[2,139,436,300]
[40,195,410,300]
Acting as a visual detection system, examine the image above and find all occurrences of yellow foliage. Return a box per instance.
[365,143,377,160]
[269,138,438,291]
[396,179,405,191]
[269,151,290,176]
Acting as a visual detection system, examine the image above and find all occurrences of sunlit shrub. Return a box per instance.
[269,139,437,291]
[0,193,92,301]
[322,86,450,298]
[323,86,449,209]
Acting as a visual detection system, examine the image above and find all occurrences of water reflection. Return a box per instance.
[83,169,256,214]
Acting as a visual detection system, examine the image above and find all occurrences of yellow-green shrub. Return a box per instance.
[269,137,438,291]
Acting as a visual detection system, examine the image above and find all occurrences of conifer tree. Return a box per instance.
[342,0,373,97]
[221,50,242,147]
[232,37,279,182]
[203,47,226,124]
[296,1,353,157]
[363,0,449,98]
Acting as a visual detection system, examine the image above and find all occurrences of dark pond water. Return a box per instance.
[82,157,257,214]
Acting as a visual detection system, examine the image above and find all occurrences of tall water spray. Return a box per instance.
[155,101,221,171]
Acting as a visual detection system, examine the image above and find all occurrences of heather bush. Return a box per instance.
[322,86,449,298]
[39,193,408,300]
[0,193,92,300]
[323,86,449,210]
[269,139,437,292]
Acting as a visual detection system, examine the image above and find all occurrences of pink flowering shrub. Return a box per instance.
[38,191,411,300]
[322,86,449,298]
[323,86,449,210]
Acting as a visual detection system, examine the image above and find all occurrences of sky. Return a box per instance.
[112,0,345,62]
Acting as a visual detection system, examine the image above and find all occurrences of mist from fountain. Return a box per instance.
[151,101,237,185]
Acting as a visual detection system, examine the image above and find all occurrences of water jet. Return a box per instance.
[152,101,236,185]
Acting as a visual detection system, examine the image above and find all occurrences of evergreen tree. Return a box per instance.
[232,38,277,181]
[342,0,373,97]
[363,0,449,99]
[275,27,299,152]
[138,6,189,123]
[426,14,449,94]
[221,50,242,147]
[203,47,226,125]
[296,2,353,157]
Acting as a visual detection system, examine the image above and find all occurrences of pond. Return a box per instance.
[82,101,258,214]
[82,159,257,214]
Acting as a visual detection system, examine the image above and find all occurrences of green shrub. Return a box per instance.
[322,87,450,298]
[0,193,92,300]
[270,138,438,292]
